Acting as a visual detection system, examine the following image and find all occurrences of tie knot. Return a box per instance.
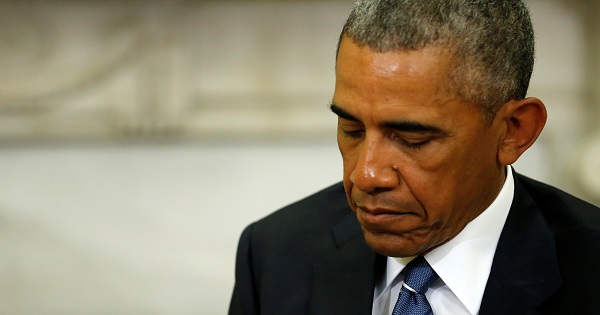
[402,257,438,294]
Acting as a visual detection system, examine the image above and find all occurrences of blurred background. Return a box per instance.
[0,0,598,313]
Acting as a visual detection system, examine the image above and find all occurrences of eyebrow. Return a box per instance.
[330,102,446,134]
[330,103,359,121]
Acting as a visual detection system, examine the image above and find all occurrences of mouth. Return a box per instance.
[355,206,415,225]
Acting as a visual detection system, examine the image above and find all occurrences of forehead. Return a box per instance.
[337,37,453,89]
[334,37,465,120]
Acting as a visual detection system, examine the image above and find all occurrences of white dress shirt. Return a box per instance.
[372,166,515,315]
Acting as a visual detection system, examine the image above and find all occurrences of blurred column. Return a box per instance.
[577,0,600,204]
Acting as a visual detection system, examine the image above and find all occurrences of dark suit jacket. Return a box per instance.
[229,173,600,314]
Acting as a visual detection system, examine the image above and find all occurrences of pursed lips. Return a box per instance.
[355,205,415,225]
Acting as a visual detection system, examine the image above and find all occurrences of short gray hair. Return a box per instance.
[338,0,535,121]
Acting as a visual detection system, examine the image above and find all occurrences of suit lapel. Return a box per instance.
[304,173,561,315]
[479,173,561,314]
[308,211,382,315]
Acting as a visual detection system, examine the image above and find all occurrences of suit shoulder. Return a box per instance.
[516,173,600,233]
[250,182,351,242]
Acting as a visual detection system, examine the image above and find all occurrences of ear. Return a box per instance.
[497,97,547,165]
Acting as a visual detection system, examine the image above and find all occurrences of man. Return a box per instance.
[229,1,600,314]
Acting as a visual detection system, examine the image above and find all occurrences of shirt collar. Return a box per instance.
[380,166,515,315]
[425,165,514,314]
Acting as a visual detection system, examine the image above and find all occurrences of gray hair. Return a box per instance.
[338,0,535,121]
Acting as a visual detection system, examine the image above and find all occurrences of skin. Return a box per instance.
[331,36,546,257]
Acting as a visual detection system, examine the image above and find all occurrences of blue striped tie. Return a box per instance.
[391,257,438,315]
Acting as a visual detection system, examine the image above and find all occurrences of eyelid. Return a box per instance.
[396,137,432,149]
[394,133,434,142]
[340,129,364,139]
[405,140,431,149]
[391,132,436,149]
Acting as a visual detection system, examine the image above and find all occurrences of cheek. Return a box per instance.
[409,174,449,207]
[399,164,464,219]
[341,157,357,199]
[338,142,357,176]
[338,142,357,204]
[410,159,495,226]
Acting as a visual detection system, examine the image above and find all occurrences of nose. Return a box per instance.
[349,138,399,193]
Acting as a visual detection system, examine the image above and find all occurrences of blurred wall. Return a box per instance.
[0,0,598,314]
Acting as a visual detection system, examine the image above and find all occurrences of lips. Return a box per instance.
[356,205,414,225]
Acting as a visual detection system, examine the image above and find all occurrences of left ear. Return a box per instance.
[496,97,547,165]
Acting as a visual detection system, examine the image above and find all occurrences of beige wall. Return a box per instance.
[0,0,598,314]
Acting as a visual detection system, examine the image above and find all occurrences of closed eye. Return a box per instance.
[397,138,432,149]
[341,128,365,139]
[391,132,436,150]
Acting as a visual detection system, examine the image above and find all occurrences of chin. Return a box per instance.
[362,230,426,257]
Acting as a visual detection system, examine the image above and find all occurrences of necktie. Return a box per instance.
[391,256,438,315]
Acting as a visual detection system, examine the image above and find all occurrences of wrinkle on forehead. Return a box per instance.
[333,38,473,129]
[340,40,450,86]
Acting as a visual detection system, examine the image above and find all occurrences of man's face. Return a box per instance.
[332,37,507,257]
